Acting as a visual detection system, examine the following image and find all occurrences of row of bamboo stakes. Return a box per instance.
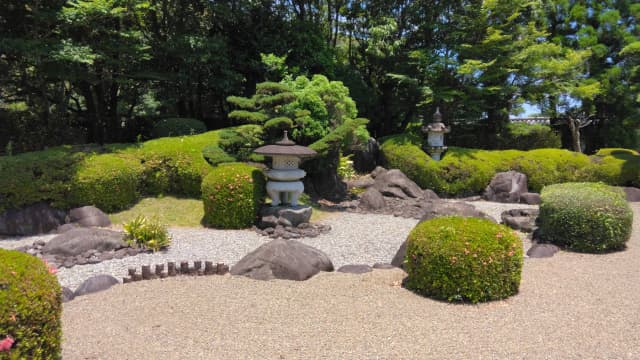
[122,260,229,283]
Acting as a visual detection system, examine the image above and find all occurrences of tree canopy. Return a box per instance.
[1,0,638,153]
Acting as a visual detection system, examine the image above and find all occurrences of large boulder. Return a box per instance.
[42,228,126,257]
[0,202,67,236]
[73,275,120,297]
[69,206,111,227]
[359,188,386,210]
[352,137,380,173]
[483,171,529,203]
[420,200,496,223]
[230,239,334,281]
[374,169,424,199]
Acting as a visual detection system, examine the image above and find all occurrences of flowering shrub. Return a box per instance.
[201,163,266,229]
[538,182,632,253]
[123,215,172,252]
[0,249,62,359]
[404,216,523,303]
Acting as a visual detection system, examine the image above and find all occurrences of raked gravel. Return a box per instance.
[0,200,535,290]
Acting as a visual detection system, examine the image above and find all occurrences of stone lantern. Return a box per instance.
[421,107,451,160]
[254,131,317,207]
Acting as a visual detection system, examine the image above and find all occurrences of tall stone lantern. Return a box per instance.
[254,131,317,207]
[421,107,451,160]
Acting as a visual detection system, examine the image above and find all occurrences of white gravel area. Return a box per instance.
[0,201,534,290]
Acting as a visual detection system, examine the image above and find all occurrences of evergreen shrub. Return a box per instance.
[537,182,633,253]
[151,118,207,138]
[404,216,523,303]
[201,145,236,166]
[201,163,266,229]
[0,249,61,359]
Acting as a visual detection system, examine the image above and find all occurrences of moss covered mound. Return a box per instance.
[0,249,62,359]
[201,163,266,229]
[404,216,523,303]
[537,183,633,253]
[151,118,207,138]
[380,133,640,196]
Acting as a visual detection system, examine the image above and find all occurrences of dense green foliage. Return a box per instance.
[380,134,640,196]
[449,123,562,151]
[201,163,266,229]
[123,215,172,252]
[0,249,62,359]
[404,217,523,303]
[151,118,207,139]
[201,145,236,166]
[537,183,633,253]
[1,1,637,153]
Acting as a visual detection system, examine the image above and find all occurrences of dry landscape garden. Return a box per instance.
[1,0,640,359]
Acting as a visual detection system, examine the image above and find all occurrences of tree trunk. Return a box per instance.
[567,116,582,153]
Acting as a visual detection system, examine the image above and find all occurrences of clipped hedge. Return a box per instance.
[202,145,236,166]
[0,249,62,359]
[537,183,633,253]
[151,118,207,138]
[404,216,523,303]
[380,133,640,196]
[69,153,144,212]
[201,163,266,229]
[498,123,561,150]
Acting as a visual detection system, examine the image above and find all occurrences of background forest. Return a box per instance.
[1,0,639,154]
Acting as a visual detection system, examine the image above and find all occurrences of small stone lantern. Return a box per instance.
[254,131,317,206]
[421,107,451,160]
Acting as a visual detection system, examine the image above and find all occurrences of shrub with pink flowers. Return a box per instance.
[404,216,523,303]
[201,162,266,229]
[0,249,62,359]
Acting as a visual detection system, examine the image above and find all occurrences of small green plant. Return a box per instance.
[4,141,13,156]
[123,215,172,252]
[337,153,356,180]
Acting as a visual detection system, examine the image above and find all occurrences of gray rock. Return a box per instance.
[42,228,126,257]
[0,202,67,236]
[527,243,560,258]
[338,264,373,274]
[374,169,424,198]
[73,274,119,297]
[56,223,78,234]
[230,239,334,281]
[483,171,529,203]
[623,187,640,202]
[520,192,541,205]
[61,287,75,303]
[419,200,496,223]
[259,206,312,228]
[370,166,387,179]
[379,186,409,199]
[68,206,111,227]
[422,189,440,200]
[501,208,539,233]
[390,241,408,269]
[372,263,396,269]
[352,137,380,173]
[359,188,386,210]
[347,176,376,189]
[277,217,293,227]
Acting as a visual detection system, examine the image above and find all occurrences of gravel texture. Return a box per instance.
[62,204,640,359]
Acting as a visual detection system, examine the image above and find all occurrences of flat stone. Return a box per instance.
[527,243,560,258]
[61,287,75,303]
[337,264,373,274]
[73,275,119,297]
[42,228,125,257]
[260,206,312,227]
[420,200,495,223]
[55,223,78,234]
[373,263,396,269]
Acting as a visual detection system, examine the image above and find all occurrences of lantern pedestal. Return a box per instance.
[266,180,304,207]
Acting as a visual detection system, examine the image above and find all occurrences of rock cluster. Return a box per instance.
[253,223,331,239]
[500,208,539,233]
[15,228,145,269]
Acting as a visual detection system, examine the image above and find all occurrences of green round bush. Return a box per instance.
[201,145,236,166]
[151,118,207,138]
[404,216,523,303]
[69,154,143,212]
[0,249,61,359]
[537,182,633,253]
[201,163,266,229]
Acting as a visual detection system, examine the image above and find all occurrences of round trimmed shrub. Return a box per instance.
[404,216,523,303]
[151,118,207,138]
[0,249,61,358]
[537,182,632,253]
[201,163,266,229]
[69,154,143,212]
[201,145,236,166]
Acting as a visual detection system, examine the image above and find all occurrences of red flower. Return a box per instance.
[0,336,14,352]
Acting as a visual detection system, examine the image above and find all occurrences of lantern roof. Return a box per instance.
[254,131,317,158]
[423,107,450,133]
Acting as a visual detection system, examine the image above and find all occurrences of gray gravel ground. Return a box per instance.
[62,203,640,359]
